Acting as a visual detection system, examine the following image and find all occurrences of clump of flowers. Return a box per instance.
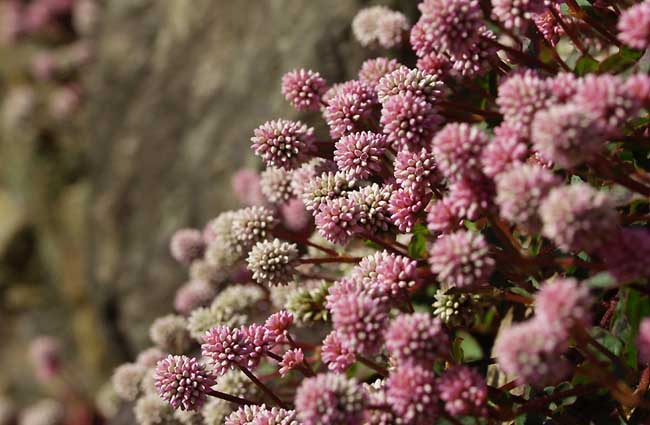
[108,3,650,425]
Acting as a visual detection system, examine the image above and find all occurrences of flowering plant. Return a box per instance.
[112,1,650,424]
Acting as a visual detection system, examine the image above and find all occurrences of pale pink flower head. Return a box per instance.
[279,348,304,377]
[291,158,337,199]
[617,1,650,50]
[154,355,216,411]
[481,123,528,178]
[352,6,409,48]
[447,177,494,221]
[432,123,489,183]
[170,229,205,266]
[246,239,298,286]
[416,51,452,78]
[496,70,554,132]
[321,330,356,373]
[174,280,217,315]
[540,183,619,253]
[280,198,311,232]
[437,366,487,417]
[532,103,604,168]
[388,188,426,233]
[226,405,297,425]
[574,74,640,136]
[324,81,377,139]
[260,167,294,205]
[281,69,327,112]
[314,196,361,245]
[417,0,484,56]
[426,197,460,234]
[409,17,437,58]
[535,277,593,334]
[264,310,294,344]
[533,6,564,46]
[491,0,545,32]
[29,336,62,381]
[429,230,495,289]
[136,347,166,368]
[251,119,316,170]
[201,325,252,375]
[232,169,265,206]
[494,319,571,387]
[385,313,450,366]
[625,73,650,108]
[358,58,402,88]
[375,252,420,299]
[380,92,442,150]
[599,227,650,283]
[334,131,388,179]
[330,292,390,356]
[242,324,274,368]
[495,164,561,234]
[638,318,650,365]
[376,67,445,104]
[295,374,367,425]
[448,27,497,79]
[393,147,439,194]
[548,72,578,104]
[347,184,393,234]
[386,363,440,425]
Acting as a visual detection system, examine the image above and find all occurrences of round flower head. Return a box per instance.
[246,239,298,286]
[203,211,238,246]
[540,183,619,253]
[548,72,578,104]
[174,279,217,315]
[280,198,310,232]
[374,251,420,299]
[638,318,650,365]
[535,278,593,334]
[232,169,265,206]
[291,158,337,199]
[314,196,361,245]
[203,371,260,425]
[495,164,561,234]
[432,123,489,183]
[149,315,192,354]
[19,400,64,425]
[201,325,268,375]
[324,82,377,139]
[532,103,604,168]
[381,92,442,151]
[187,306,248,341]
[376,67,445,105]
[496,70,554,132]
[321,330,356,373]
[437,366,487,416]
[251,119,316,170]
[386,363,439,425]
[533,6,564,46]
[389,188,426,233]
[416,51,452,78]
[416,0,484,56]
[574,74,640,136]
[491,0,545,32]
[137,347,167,368]
[363,380,398,425]
[170,229,205,266]
[358,58,402,88]
[617,1,650,50]
[393,147,438,194]
[281,69,327,112]
[334,131,388,179]
[429,230,495,289]
[231,206,278,252]
[279,348,304,377]
[426,198,460,234]
[301,171,357,213]
[352,6,409,48]
[134,395,176,425]
[447,26,497,79]
[330,292,390,355]
[112,363,146,401]
[432,289,485,328]
[599,227,650,283]
[447,177,494,221]
[225,404,297,425]
[295,373,366,425]
[260,167,294,205]
[348,184,393,234]
[385,313,450,365]
[264,310,294,344]
[154,355,216,411]
[481,123,528,178]
[494,319,571,387]
[625,73,650,108]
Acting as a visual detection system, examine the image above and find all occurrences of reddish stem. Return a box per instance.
[357,355,389,377]
[206,389,259,406]
[238,366,289,409]
[300,256,361,265]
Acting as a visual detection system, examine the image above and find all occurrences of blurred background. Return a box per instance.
[0,0,418,411]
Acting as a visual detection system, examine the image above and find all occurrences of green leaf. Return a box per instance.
[598,49,641,74]
[363,240,383,250]
[584,272,617,289]
[575,55,599,76]
[408,224,429,259]
[456,330,483,362]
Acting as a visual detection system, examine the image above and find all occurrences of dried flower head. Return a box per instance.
[432,289,485,328]
[231,206,278,252]
[187,306,247,341]
[133,395,177,425]
[137,348,167,368]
